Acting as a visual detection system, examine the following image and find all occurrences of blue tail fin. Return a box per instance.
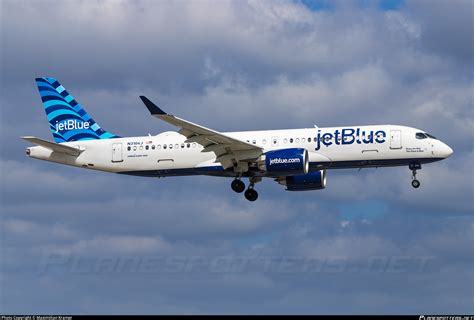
[35,77,119,143]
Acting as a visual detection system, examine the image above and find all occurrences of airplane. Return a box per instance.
[22,77,453,201]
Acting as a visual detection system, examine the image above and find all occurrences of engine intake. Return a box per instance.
[260,148,309,176]
[277,170,327,191]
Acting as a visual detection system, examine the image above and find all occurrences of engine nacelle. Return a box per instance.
[277,170,327,191]
[259,148,309,176]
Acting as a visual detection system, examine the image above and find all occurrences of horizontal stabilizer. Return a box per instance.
[21,136,83,156]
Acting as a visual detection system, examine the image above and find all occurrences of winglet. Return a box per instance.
[140,96,167,115]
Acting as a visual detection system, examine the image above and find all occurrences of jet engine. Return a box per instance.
[276,170,327,191]
[259,148,309,176]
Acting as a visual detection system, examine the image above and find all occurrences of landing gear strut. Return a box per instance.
[409,163,421,189]
[244,176,261,201]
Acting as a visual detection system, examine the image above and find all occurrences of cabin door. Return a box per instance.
[390,130,402,149]
[112,143,123,162]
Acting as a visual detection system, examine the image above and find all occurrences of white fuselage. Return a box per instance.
[26,124,453,178]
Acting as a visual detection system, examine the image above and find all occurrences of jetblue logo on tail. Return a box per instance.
[36,77,119,143]
[55,120,91,133]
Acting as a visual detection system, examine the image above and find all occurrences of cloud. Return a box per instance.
[1,0,473,314]
[404,0,474,62]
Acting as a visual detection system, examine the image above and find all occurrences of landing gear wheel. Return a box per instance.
[231,179,245,193]
[244,188,258,201]
[411,179,420,189]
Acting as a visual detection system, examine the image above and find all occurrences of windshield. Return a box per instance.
[416,132,427,139]
[425,133,437,139]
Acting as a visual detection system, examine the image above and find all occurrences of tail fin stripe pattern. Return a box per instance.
[45,105,75,114]
[100,132,116,139]
[35,77,119,143]
[43,100,72,109]
[62,131,100,140]
[61,133,101,141]
[41,95,68,104]
[48,114,84,124]
[37,87,60,95]
[47,109,79,121]
[39,90,64,98]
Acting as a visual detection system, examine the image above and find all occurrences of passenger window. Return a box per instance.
[181,144,185,148]
[262,139,267,145]
[187,143,190,148]
[169,144,173,149]
[157,144,161,150]
[302,138,306,143]
[290,138,294,143]
[308,137,311,142]
[145,145,149,150]
[296,138,300,143]
[152,145,155,150]
[175,144,179,149]
[252,140,256,144]
[416,132,427,139]
[139,146,143,150]
[192,143,197,148]
[127,146,131,151]
[283,138,288,144]
[163,145,167,149]
[133,146,137,151]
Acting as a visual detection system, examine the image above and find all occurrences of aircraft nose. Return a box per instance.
[440,142,453,158]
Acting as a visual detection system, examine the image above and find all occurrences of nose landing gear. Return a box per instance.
[409,163,421,189]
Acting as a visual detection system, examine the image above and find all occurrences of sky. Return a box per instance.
[0,0,473,314]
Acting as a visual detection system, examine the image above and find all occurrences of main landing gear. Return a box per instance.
[244,187,258,202]
[409,163,421,189]
[231,179,245,193]
[231,177,261,201]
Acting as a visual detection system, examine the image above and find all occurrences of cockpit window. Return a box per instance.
[416,132,427,139]
[425,133,437,139]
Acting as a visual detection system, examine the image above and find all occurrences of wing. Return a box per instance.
[140,96,263,170]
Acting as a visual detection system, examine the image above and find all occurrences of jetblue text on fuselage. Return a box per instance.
[55,119,90,133]
[269,157,301,166]
[315,128,387,151]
